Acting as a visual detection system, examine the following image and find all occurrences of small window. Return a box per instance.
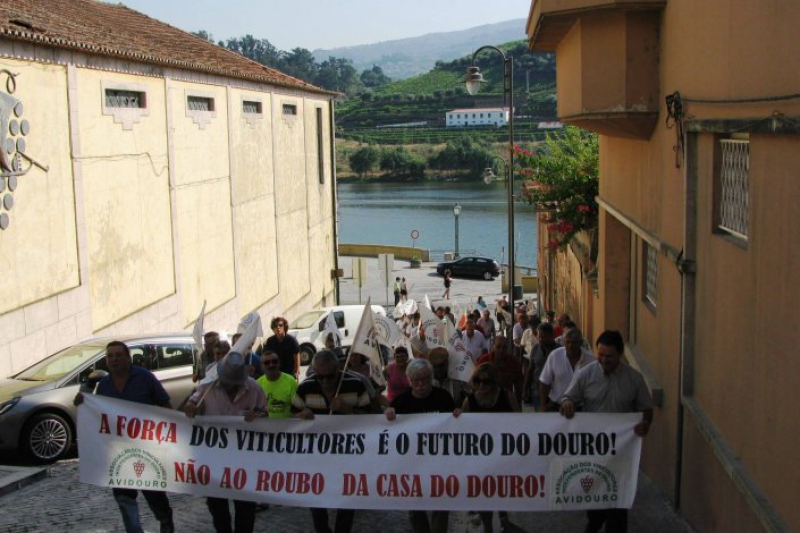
[333,311,345,328]
[243,100,262,114]
[716,137,749,240]
[105,89,145,109]
[644,242,657,309]
[283,104,297,115]
[316,107,325,184]
[155,344,195,370]
[187,96,214,112]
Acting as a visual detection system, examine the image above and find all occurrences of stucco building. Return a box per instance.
[527,0,800,531]
[446,107,510,127]
[0,0,338,378]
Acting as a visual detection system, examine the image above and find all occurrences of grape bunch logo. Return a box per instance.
[0,69,48,230]
[108,448,168,489]
[550,460,619,509]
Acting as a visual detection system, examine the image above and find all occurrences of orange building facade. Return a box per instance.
[527,1,800,531]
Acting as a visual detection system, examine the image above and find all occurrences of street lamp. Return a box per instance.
[453,202,462,258]
[466,45,516,304]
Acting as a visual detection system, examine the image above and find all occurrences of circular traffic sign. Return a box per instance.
[410,230,419,240]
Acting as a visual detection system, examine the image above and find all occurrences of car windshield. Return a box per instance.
[292,311,326,330]
[14,344,105,382]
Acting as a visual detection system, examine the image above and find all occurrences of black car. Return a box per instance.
[436,256,501,280]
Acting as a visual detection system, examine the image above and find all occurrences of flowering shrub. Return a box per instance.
[514,126,599,250]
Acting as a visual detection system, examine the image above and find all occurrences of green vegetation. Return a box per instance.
[516,126,599,249]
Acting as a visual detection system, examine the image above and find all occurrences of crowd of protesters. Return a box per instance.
[75,287,652,533]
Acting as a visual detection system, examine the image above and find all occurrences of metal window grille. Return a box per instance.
[718,139,749,239]
[187,96,214,112]
[645,242,657,307]
[243,100,262,114]
[283,104,297,115]
[105,89,144,108]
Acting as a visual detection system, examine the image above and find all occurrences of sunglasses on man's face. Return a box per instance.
[263,359,280,366]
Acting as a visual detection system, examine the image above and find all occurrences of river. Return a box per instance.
[337,180,539,269]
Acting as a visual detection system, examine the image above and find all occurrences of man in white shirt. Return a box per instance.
[539,328,594,412]
[461,318,488,359]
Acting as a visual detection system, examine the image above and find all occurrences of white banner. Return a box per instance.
[78,395,643,511]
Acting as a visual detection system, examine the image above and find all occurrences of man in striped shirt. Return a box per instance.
[292,350,372,533]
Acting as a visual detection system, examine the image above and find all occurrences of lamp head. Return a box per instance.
[453,202,462,216]
[464,66,485,95]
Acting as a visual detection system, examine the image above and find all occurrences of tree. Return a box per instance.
[349,146,380,179]
[192,30,214,42]
[283,47,318,82]
[360,65,391,88]
[224,35,282,68]
[515,126,599,249]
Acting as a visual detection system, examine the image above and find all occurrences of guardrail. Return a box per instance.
[338,243,429,262]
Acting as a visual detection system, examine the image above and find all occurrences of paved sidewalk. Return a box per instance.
[0,460,693,533]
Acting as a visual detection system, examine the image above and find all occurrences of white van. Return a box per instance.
[289,305,386,365]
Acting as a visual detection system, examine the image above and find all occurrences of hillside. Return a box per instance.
[314,19,527,80]
[335,41,557,137]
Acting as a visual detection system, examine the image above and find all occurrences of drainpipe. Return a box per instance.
[675,132,698,509]
[329,99,341,305]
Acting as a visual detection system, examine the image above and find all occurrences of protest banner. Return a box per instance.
[78,395,643,512]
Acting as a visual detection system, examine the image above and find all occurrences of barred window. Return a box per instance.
[242,100,262,114]
[105,89,145,109]
[644,242,657,308]
[187,96,214,112]
[283,104,297,116]
[717,138,749,240]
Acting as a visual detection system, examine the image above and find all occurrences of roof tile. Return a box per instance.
[0,0,329,94]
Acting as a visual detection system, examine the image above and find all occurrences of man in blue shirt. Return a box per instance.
[76,341,174,533]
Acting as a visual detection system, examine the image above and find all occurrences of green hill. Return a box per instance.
[335,41,557,138]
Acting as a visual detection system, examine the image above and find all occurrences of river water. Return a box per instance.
[337,180,539,269]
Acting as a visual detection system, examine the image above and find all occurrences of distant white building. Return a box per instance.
[446,107,509,127]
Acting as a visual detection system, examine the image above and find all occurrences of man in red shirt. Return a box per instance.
[476,336,524,404]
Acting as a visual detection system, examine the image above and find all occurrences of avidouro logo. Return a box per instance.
[108,448,168,489]
[551,460,619,509]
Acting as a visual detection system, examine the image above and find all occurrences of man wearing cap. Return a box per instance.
[185,352,267,533]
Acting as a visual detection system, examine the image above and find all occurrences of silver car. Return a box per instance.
[0,334,197,462]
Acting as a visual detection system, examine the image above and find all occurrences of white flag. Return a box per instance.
[444,318,475,382]
[424,294,432,311]
[372,312,404,348]
[237,311,264,337]
[418,303,446,350]
[192,301,206,371]
[232,315,260,355]
[350,299,386,386]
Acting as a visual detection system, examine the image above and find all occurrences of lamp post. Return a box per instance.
[466,45,516,304]
[453,202,462,258]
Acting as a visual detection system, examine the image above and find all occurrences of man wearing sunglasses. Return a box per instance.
[292,350,373,533]
[255,350,298,418]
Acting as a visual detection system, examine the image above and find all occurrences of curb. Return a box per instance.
[0,465,48,497]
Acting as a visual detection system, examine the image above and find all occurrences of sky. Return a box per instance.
[111,0,533,51]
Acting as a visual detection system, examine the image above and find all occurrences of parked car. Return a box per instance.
[436,256,501,280]
[0,334,197,463]
[288,305,387,365]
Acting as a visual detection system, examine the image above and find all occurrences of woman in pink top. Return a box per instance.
[384,346,411,402]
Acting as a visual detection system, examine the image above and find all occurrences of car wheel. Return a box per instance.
[483,271,494,280]
[22,412,72,462]
[300,345,315,366]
